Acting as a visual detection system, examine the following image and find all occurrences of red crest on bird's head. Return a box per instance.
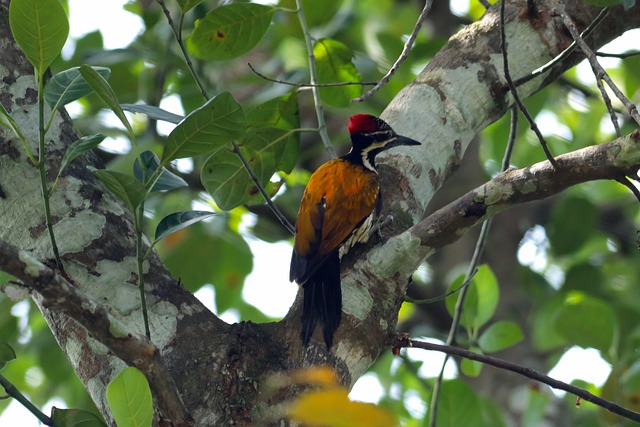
[348,114,378,134]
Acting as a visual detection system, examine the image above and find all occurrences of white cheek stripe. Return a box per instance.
[360,138,396,171]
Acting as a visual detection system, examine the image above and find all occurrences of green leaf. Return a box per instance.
[51,407,107,427]
[160,222,253,304]
[9,0,69,76]
[562,262,604,295]
[472,265,499,330]
[314,39,362,107]
[59,134,107,177]
[0,102,36,164]
[201,128,288,210]
[554,293,618,352]
[445,265,499,332]
[79,65,135,139]
[478,320,524,353]
[247,92,300,173]
[121,104,184,125]
[44,66,112,109]
[133,151,188,192]
[461,347,483,377]
[161,92,246,163]
[154,211,215,242]
[177,0,205,13]
[93,170,147,210]
[436,380,483,427]
[522,388,550,427]
[106,367,153,427]
[187,4,276,60]
[0,341,16,369]
[548,196,597,256]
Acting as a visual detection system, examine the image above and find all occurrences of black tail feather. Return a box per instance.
[301,253,342,348]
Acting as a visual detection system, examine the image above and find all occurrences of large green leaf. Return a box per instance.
[160,222,253,309]
[51,407,106,427]
[548,196,597,256]
[446,265,499,332]
[44,66,112,109]
[106,367,153,427]
[177,0,205,13]
[93,170,146,210]
[0,341,16,369]
[79,65,135,139]
[436,380,483,427]
[187,4,276,60]
[553,293,618,352]
[161,92,246,163]
[201,128,288,210]
[314,39,362,107]
[478,320,524,353]
[247,92,300,173]
[9,0,69,75]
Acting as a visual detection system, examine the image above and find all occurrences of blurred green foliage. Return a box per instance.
[1,0,640,426]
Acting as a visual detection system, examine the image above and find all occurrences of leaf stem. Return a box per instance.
[0,373,57,426]
[37,74,63,270]
[428,102,518,426]
[294,0,336,158]
[134,205,151,339]
[156,0,209,100]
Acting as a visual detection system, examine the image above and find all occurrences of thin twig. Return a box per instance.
[156,0,295,235]
[500,0,558,167]
[394,335,640,424]
[596,50,640,59]
[615,176,640,203]
[352,0,433,103]
[0,374,57,426]
[404,269,478,304]
[247,63,377,88]
[428,103,519,427]
[156,0,208,100]
[595,72,622,137]
[295,0,336,157]
[513,8,610,87]
[232,143,295,235]
[428,217,492,427]
[556,3,640,127]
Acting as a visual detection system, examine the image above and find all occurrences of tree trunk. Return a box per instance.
[0,0,639,425]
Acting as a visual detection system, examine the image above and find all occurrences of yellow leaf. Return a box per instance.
[291,366,339,387]
[288,389,397,427]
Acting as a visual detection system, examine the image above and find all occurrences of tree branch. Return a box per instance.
[365,131,640,282]
[0,240,192,427]
[413,131,640,252]
[393,334,640,423]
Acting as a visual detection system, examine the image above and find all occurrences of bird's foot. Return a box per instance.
[370,214,394,242]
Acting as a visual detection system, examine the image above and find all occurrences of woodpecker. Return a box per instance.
[290,114,420,348]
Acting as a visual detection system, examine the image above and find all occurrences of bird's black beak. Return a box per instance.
[392,135,421,148]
